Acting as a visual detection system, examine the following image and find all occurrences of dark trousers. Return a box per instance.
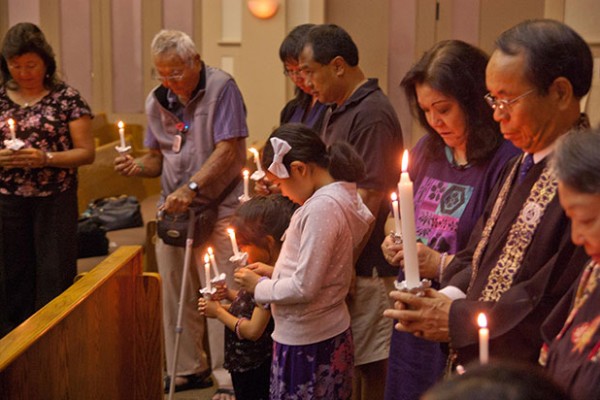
[0,187,78,337]
[231,358,271,400]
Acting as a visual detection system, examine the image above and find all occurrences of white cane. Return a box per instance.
[168,208,196,400]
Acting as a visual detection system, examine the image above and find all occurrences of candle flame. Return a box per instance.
[401,150,409,172]
[242,169,249,177]
[7,118,14,128]
[477,313,487,328]
[204,254,210,263]
[117,120,124,129]
[227,228,235,236]
[207,247,214,256]
[391,192,398,202]
[249,147,259,159]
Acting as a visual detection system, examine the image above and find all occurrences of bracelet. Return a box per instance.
[438,252,448,282]
[235,317,248,340]
[134,159,144,174]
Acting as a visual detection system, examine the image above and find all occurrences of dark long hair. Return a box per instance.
[230,194,298,252]
[1,22,59,90]
[401,40,501,164]
[262,123,365,183]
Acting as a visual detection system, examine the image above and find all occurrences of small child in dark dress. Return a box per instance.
[198,194,298,400]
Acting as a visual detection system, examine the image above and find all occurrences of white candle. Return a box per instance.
[478,313,489,364]
[207,246,220,276]
[204,254,212,291]
[7,118,15,140]
[398,150,420,288]
[249,147,263,172]
[391,192,401,235]
[243,169,250,198]
[227,228,240,257]
[117,121,126,148]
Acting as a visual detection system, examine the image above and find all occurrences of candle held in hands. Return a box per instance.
[478,313,489,364]
[227,228,240,257]
[243,169,250,197]
[391,192,401,235]
[118,121,126,148]
[249,147,262,172]
[207,246,220,276]
[7,118,15,140]
[204,254,212,291]
[398,150,420,288]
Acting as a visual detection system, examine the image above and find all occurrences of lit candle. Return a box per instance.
[207,246,220,276]
[398,150,420,288]
[204,254,212,291]
[227,228,240,257]
[249,147,263,173]
[117,121,126,148]
[391,192,401,235]
[243,169,250,198]
[478,313,489,364]
[7,118,15,141]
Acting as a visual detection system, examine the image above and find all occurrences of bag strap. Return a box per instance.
[207,175,242,207]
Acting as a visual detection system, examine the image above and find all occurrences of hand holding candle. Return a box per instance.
[398,150,420,288]
[478,313,489,364]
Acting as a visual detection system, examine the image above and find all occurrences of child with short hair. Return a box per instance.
[234,123,374,399]
[198,194,297,400]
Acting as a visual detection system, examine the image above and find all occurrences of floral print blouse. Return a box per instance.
[0,83,92,197]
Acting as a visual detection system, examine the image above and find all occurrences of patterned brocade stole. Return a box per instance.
[467,114,591,302]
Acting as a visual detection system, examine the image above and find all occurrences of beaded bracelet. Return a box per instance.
[235,317,248,340]
[438,252,448,282]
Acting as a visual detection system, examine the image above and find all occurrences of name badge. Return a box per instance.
[172,133,183,153]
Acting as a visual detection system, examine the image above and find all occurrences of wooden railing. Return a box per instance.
[0,246,163,400]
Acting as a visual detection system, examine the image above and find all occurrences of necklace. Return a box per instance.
[8,89,49,108]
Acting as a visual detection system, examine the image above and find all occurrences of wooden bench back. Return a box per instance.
[0,246,163,400]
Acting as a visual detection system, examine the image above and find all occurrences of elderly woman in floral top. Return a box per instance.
[540,128,600,400]
[0,22,94,336]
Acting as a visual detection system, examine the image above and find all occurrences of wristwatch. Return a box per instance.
[187,180,200,194]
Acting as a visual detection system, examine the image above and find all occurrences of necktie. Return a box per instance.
[517,154,534,184]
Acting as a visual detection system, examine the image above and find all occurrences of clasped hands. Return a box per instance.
[381,234,443,280]
[383,288,453,342]
[0,148,48,168]
[234,262,273,293]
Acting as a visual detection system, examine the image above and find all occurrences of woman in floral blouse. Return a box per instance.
[540,128,600,400]
[0,22,94,336]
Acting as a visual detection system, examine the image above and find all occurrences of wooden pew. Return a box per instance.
[0,246,163,400]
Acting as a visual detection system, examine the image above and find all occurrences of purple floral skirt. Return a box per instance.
[270,328,354,400]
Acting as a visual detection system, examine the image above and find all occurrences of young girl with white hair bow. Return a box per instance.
[234,122,374,399]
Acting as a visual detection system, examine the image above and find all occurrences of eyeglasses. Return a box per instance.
[151,69,186,83]
[484,88,536,111]
[283,67,302,78]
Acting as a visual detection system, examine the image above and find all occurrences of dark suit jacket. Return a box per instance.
[441,156,588,365]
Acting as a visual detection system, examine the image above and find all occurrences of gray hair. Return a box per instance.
[552,127,600,194]
[151,29,197,62]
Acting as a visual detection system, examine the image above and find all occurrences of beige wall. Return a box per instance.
[1,0,599,148]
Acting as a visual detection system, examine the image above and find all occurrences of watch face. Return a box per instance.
[188,181,199,192]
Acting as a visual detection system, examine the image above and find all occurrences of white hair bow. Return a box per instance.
[268,137,292,178]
